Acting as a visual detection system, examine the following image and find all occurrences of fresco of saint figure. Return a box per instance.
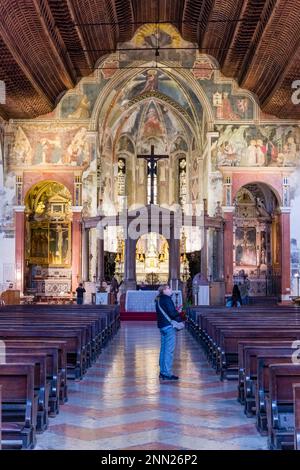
[142,108,163,138]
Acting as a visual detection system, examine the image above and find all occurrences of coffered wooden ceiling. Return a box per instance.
[1,0,300,120]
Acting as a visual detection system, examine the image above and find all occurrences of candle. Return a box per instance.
[176,280,178,291]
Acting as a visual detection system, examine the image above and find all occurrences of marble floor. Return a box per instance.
[35,322,268,450]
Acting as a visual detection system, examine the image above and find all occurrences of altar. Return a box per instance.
[125,290,183,312]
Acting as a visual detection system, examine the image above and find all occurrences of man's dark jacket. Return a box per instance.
[155,294,183,329]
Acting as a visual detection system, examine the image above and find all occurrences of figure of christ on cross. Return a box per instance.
[137,145,169,204]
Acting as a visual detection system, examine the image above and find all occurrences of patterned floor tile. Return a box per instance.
[35,322,268,450]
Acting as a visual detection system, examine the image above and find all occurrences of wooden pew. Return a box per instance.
[293,383,300,450]
[0,385,1,450]
[5,342,63,414]
[242,346,293,417]
[266,364,300,450]
[0,327,84,379]
[256,353,294,434]
[237,340,291,403]
[6,353,49,432]
[0,364,37,449]
[219,329,300,380]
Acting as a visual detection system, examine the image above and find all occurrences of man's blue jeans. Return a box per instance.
[159,325,176,376]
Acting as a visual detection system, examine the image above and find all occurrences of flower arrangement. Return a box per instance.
[176,300,192,321]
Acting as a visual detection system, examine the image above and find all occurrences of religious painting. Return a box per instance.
[235,228,257,266]
[119,24,196,66]
[49,223,70,266]
[200,80,254,120]
[212,125,300,169]
[122,69,190,111]
[142,105,163,138]
[29,222,71,266]
[60,94,80,118]
[60,82,103,119]
[10,125,90,167]
[30,223,49,264]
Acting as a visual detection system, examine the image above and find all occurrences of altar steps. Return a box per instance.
[120,311,156,321]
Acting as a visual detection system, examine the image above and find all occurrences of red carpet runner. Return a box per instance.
[120,310,157,321]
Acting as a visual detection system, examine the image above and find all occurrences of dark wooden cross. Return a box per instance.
[137,145,169,204]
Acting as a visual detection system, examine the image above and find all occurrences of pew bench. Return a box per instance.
[293,383,300,450]
[0,364,37,450]
[266,364,300,450]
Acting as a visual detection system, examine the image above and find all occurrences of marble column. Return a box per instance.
[217,228,224,281]
[97,228,104,283]
[82,227,90,283]
[72,208,82,291]
[200,227,208,280]
[169,225,180,289]
[124,236,137,290]
[280,208,291,301]
[223,207,234,295]
[14,206,25,294]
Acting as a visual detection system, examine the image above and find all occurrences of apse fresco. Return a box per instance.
[211,125,300,169]
[9,126,90,167]
[119,23,196,67]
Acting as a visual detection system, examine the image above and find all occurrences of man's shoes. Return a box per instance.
[159,373,179,380]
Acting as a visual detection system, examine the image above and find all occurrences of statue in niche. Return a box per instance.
[255,197,269,218]
[68,95,90,119]
[260,233,267,265]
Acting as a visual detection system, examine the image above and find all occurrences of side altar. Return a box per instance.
[125,290,182,312]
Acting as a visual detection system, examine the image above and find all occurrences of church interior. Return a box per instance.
[0,0,300,452]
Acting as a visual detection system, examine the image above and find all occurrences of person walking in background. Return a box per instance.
[76,282,86,305]
[232,284,242,307]
[155,284,184,381]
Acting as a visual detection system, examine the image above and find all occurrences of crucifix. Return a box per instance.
[137,145,169,204]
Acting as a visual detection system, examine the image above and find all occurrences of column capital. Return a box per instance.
[279,207,291,214]
[222,206,235,213]
[72,206,83,213]
[13,205,25,212]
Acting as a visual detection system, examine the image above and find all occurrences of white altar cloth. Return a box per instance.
[125,290,182,312]
[96,292,109,305]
